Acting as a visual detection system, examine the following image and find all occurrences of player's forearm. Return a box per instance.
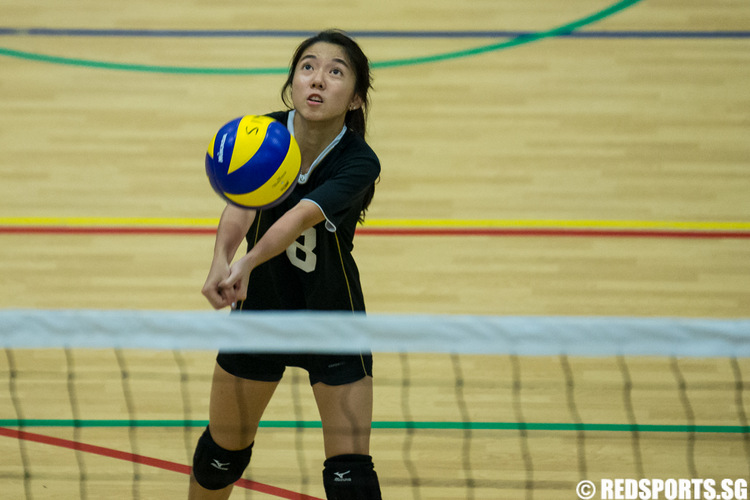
[213,204,256,262]
[241,200,324,271]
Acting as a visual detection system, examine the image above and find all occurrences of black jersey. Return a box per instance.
[238,110,380,313]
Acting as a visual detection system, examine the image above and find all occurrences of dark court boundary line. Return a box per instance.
[1,28,749,39]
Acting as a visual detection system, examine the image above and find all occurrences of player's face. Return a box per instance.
[291,42,362,124]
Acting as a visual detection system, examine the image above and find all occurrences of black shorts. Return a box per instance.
[216,352,373,386]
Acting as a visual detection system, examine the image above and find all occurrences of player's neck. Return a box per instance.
[293,114,346,173]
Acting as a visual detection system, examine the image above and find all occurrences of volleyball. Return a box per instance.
[205,115,301,209]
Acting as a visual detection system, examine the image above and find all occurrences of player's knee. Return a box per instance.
[192,427,253,490]
[323,454,382,500]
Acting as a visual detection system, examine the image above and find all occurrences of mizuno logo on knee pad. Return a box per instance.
[211,459,230,471]
[334,470,352,482]
[192,428,253,490]
[323,455,382,498]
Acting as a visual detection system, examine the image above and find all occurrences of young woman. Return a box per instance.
[188,30,382,500]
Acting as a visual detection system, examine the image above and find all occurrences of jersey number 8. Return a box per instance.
[286,227,317,273]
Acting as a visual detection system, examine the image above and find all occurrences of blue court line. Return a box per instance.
[0,28,749,38]
[1,419,747,434]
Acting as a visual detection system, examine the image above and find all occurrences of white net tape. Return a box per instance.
[2,309,748,357]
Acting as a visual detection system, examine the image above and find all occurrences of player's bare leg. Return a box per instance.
[314,377,382,499]
[188,363,279,499]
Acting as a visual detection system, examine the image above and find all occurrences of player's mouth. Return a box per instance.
[307,94,323,105]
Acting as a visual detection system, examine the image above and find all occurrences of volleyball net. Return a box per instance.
[1,310,749,500]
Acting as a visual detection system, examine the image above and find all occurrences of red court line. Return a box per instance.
[1,225,750,238]
[0,427,323,500]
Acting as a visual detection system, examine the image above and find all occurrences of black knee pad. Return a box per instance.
[192,427,253,490]
[323,454,382,500]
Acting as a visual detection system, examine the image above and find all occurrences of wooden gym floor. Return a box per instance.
[1,0,749,498]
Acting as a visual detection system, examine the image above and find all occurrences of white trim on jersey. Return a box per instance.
[303,198,337,233]
[287,110,345,233]
[287,110,347,186]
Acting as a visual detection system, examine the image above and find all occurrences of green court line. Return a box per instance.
[1,419,746,434]
[0,0,642,74]
[0,49,288,74]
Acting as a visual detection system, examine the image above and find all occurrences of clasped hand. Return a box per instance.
[201,258,252,310]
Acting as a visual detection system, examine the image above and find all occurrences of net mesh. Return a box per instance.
[1,311,749,500]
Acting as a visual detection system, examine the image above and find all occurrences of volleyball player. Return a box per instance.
[188,30,383,500]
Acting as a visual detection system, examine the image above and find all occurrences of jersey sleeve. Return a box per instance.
[303,149,380,232]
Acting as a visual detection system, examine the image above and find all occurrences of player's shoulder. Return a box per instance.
[338,130,380,167]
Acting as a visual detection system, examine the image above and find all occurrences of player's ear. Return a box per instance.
[349,95,363,111]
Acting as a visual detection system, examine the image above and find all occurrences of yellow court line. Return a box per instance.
[0,216,219,227]
[1,216,750,231]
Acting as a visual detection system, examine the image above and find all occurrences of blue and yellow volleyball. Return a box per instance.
[205,115,301,209]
